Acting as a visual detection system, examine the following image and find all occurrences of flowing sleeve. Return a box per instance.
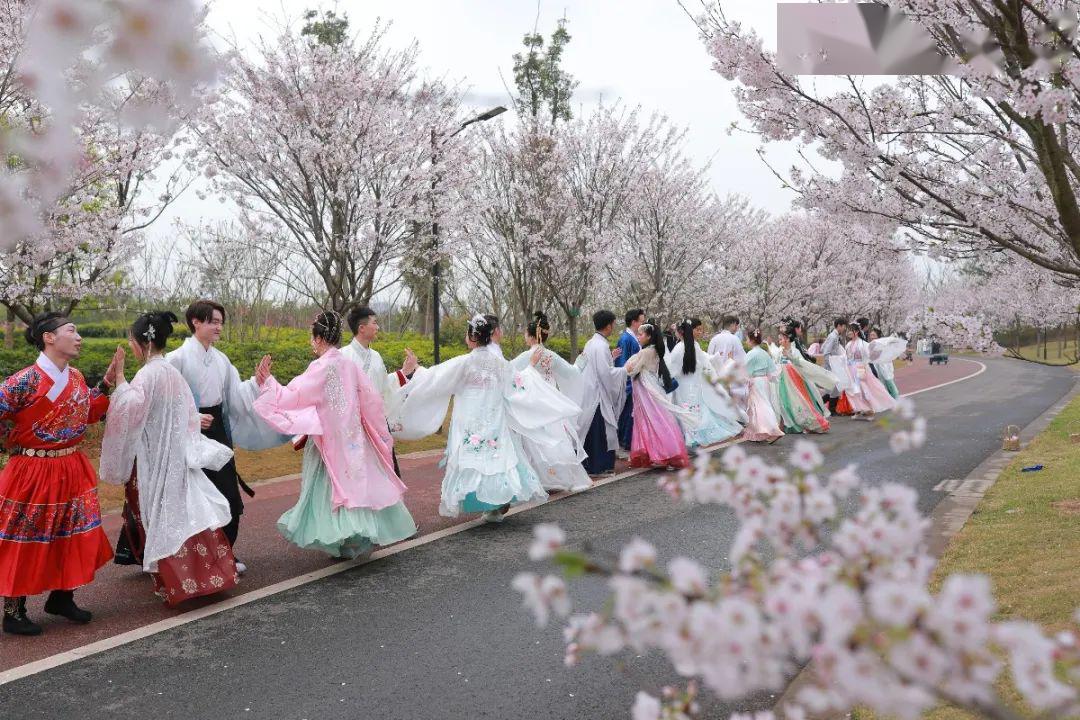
[185,393,233,472]
[868,336,908,364]
[224,362,292,450]
[98,373,152,485]
[392,355,468,441]
[624,347,649,377]
[505,365,581,445]
[509,350,531,372]
[252,363,326,437]
[790,347,839,391]
[551,353,584,408]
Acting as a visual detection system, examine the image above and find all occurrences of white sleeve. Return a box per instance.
[98,374,152,484]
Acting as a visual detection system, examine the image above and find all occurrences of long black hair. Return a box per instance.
[678,318,696,375]
[640,321,673,391]
[527,311,550,344]
[130,311,179,352]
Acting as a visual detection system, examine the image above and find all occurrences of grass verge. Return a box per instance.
[854,391,1080,719]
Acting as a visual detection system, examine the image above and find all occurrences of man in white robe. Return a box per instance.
[341,306,421,478]
[707,315,749,409]
[163,300,290,574]
[575,310,626,475]
[820,317,850,414]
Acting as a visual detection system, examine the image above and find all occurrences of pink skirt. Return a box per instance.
[743,377,784,442]
[629,382,690,469]
[846,366,896,414]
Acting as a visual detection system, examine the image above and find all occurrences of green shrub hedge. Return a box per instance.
[0,325,605,383]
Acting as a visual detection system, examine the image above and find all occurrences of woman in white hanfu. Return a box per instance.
[394,314,579,522]
[667,319,745,450]
[509,312,590,492]
[100,312,238,607]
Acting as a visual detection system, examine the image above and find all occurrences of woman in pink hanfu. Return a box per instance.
[625,322,695,470]
[843,325,896,420]
[253,311,416,559]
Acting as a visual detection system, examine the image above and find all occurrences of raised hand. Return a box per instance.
[254,354,273,387]
[107,346,126,386]
[530,346,543,366]
[402,348,419,375]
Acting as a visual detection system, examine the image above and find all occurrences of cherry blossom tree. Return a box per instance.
[196,22,472,313]
[692,0,1080,285]
[720,212,920,334]
[0,0,212,320]
[528,105,685,356]
[602,142,764,320]
[457,120,562,330]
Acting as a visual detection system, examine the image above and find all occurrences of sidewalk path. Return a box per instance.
[0,358,981,672]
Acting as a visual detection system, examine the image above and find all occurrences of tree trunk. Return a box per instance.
[3,307,13,350]
[568,313,579,361]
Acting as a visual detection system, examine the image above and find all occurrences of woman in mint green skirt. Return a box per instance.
[253,311,416,559]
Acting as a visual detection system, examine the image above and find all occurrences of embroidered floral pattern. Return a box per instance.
[0,487,103,542]
[464,433,499,451]
[325,362,348,416]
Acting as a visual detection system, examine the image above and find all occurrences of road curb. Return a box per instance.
[772,370,1080,716]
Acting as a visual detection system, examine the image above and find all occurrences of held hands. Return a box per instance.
[254,354,273,387]
[401,348,419,376]
[105,346,126,386]
[200,413,213,429]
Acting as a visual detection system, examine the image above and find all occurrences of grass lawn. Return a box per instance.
[854,391,1080,719]
[1008,339,1078,366]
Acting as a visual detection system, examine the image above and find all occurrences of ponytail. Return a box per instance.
[679,319,696,375]
[641,321,674,392]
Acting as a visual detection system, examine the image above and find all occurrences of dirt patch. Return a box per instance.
[1050,499,1080,515]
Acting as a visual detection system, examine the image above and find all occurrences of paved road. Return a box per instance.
[1,357,1074,719]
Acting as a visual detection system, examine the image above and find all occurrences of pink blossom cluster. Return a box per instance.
[0,0,214,253]
[694,2,1080,285]
[514,410,1080,718]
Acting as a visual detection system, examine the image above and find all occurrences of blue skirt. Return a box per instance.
[581,407,615,474]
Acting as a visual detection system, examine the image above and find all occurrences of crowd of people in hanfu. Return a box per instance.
[0,302,907,636]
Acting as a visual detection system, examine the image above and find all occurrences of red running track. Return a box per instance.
[0,357,981,671]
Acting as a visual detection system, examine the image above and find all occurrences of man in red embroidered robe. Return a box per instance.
[0,313,120,636]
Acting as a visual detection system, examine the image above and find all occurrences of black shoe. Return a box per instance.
[44,590,92,624]
[3,598,42,636]
[3,611,42,636]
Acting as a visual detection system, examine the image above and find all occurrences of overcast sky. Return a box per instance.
[151,0,803,244]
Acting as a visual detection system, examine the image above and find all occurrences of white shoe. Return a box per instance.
[481,511,503,523]
[235,560,248,576]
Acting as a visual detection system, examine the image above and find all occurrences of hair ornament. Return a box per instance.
[468,313,488,331]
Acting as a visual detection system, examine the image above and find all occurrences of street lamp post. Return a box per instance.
[430,105,507,364]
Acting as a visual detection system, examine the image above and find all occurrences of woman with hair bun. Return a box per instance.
[510,312,591,492]
[251,311,416,558]
[394,312,579,521]
[742,329,785,443]
[100,312,240,606]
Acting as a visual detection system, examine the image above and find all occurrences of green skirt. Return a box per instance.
[278,443,417,558]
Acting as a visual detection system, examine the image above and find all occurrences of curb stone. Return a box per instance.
[772,373,1080,718]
